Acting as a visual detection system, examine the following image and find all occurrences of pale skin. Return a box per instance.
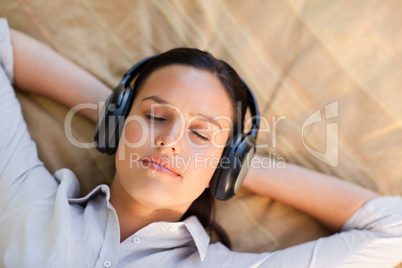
[10,29,378,242]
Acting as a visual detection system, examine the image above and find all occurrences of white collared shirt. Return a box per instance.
[1,18,402,268]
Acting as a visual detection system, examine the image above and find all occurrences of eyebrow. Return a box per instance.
[142,96,169,105]
[141,95,222,129]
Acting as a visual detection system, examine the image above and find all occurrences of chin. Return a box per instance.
[130,182,183,209]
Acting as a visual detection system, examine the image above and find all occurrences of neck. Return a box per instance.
[109,177,185,242]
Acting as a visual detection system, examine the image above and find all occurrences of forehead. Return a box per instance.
[133,65,234,124]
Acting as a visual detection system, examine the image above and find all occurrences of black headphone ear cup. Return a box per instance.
[94,86,134,155]
[95,55,156,155]
[94,94,113,153]
[210,133,243,200]
[109,88,134,154]
[209,145,231,197]
[210,133,256,200]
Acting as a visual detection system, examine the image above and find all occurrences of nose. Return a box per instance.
[154,121,183,154]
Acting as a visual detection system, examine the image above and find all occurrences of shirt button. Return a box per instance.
[133,237,141,243]
[169,226,177,231]
[104,261,112,268]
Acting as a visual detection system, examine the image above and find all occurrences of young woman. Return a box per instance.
[1,19,402,267]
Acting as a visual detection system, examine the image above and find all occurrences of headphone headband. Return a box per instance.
[121,54,159,87]
[241,79,260,139]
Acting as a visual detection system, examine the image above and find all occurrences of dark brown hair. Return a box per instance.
[132,48,250,248]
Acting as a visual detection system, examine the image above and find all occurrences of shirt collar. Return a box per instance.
[66,182,210,260]
[182,215,210,261]
[68,183,110,205]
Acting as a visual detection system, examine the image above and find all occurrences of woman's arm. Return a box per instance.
[243,155,379,232]
[10,29,111,122]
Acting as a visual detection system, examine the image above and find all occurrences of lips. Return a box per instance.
[140,156,182,177]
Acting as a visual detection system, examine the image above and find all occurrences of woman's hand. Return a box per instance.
[243,154,378,232]
[10,29,111,122]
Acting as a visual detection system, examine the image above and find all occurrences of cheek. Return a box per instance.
[116,116,150,162]
[184,146,224,182]
[212,133,230,149]
[210,131,229,157]
[123,116,149,144]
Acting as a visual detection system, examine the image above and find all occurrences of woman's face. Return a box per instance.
[113,65,234,213]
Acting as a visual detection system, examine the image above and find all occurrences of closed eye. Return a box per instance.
[191,129,209,141]
[146,114,166,121]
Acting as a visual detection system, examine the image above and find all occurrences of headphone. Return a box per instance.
[94,54,260,200]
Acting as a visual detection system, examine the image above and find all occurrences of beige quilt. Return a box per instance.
[1,0,401,265]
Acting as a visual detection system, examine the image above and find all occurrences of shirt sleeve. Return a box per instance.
[211,195,402,268]
[0,18,59,213]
